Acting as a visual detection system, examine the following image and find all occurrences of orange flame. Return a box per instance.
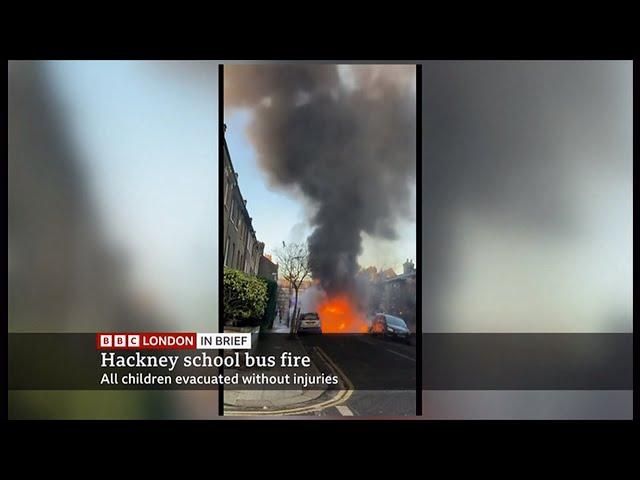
[317,295,369,333]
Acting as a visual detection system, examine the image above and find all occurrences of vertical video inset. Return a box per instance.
[222,64,417,416]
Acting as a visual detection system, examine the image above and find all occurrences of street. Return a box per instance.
[299,334,416,416]
[223,327,417,417]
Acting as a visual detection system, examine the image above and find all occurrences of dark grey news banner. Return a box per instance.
[8,333,631,391]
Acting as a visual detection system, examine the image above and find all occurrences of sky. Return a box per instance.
[224,109,310,254]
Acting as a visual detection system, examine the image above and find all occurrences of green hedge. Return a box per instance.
[223,268,268,326]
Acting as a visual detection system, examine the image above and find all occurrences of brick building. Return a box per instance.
[222,126,264,275]
[377,260,417,331]
[258,254,278,281]
[359,260,417,332]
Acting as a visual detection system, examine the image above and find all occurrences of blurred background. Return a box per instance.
[421,60,633,419]
[8,60,219,418]
[422,61,632,333]
[9,61,219,333]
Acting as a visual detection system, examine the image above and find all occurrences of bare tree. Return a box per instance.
[275,241,311,336]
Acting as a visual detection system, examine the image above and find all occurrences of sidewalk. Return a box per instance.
[224,387,324,410]
[223,329,327,411]
[269,317,291,334]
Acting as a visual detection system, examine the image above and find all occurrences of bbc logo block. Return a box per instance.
[97,334,141,349]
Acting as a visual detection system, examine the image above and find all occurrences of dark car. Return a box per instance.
[297,312,322,334]
[369,314,411,344]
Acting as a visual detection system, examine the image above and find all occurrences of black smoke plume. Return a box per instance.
[225,65,416,294]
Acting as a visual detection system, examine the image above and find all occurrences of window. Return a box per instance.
[385,315,407,329]
[223,173,228,206]
[229,198,236,225]
[224,236,230,266]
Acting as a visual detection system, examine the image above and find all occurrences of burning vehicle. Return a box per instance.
[317,295,369,333]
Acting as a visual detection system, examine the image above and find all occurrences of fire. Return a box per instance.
[317,295,369,333]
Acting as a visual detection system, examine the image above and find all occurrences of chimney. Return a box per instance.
[403,259,415,275]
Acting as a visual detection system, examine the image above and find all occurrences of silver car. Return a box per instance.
[297,312,322,334]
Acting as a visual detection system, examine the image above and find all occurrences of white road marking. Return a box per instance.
[385,348,416,362]
[336,405,354,416]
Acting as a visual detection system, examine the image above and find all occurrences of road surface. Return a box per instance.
[299,334,417,416]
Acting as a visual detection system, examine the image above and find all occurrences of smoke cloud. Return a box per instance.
[225,65,416,294]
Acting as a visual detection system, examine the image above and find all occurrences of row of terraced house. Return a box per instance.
[222,125,278,281]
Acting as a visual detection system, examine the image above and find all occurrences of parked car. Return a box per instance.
[369,313,411,344]
[297,312,322,334]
